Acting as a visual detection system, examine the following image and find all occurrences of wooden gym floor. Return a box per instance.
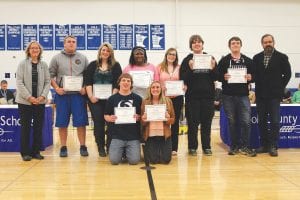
[1,115,300,200]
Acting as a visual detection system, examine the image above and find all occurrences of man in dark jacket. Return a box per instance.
[253,34,291,157]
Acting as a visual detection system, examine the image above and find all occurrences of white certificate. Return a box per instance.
[193,54,212,70]
[93,84,112,99]
[165,80,184,96]
[63,76,83,91]
[227,68,247,83]
[145,104,166,121]
[129,71,152,88]
[114,107,136,124]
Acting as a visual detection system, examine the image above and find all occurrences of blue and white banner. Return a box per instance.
[220,105,300,148]
[7,24,21,51]
[134,24,149,50]
[87,24,101,50]
[70,24,86,50]
[55,24,69,50]
[118,24,133,50]
[150,24,165,50]
[23,24,37,50]
[0,106,53,152]
[39,24,53,50]
[0,25,5,50]
[103,24,117,49]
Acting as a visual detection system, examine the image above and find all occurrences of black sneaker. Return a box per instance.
[256,146,268,154]
[239,147,256,157]
[188,149,197,156]
[98,147,107,157]
[228,147,239,155]
[22,155,32,161]
[80,145,89,157]
[203,149,212,156]
[59,146,68,157]
[32,153,44,160]
[269,147,278,157]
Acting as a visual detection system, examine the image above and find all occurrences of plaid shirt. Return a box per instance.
[263,54,271,68]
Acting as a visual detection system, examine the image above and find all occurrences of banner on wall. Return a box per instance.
[150,24,165,50]
[55,24,69,50]
[23,25,37,50]
[0,25,5,50]
[103,24,118,50]
[134,24,149,50]
[118,24,133,50]
[39,24,53,50]
[7,24,21,51]
[87,24,101,50]
[70,24,86,50]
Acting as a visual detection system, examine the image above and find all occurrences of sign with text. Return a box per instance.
[103,24,117,49]
[0,25,5,50]
[150,24,165,50]
[39,24,53,50]
[7,24,21,50]
[87,24,101,50]
[55,24,69,50]
[134,24,149,50]
[23,24,37,50]
[70,24,86,50]
[118,24,133,50]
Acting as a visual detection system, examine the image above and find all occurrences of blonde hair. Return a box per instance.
[158,47,178,73]
[96,42,116,70]
[25,41,43,61]
[145,81,169,104]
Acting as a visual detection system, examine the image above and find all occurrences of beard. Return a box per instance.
[264,45,274,55]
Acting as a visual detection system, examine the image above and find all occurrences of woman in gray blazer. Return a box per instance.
[16,41,50,161]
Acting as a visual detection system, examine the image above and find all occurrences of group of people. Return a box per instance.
[15,33,292,163]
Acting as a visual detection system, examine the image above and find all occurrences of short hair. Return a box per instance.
[189,34,204,50]
[25,41,43,61]
[63,35,76,43]
[261,34,274,43]
[228,36,242,47]
[129,46,148,66]
[1,80,7,84]
[117,73,133,90]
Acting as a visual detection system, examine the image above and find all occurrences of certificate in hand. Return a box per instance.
[93,84,112,99]
[130,71,152,88]
[63,76,83,91]
[165,80,184,96]
[227,68,247,83]
[114,107,136,124]
[193,54,212,70]
[145,104,166,121]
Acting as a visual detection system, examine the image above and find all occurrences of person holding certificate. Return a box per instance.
[180,34,218,156]
[123,46,159,98]
[217,36,256,157]
[253,34,291,157]
[104,73,142,165]
[16,41,50,161]
[49,35,89,157]
[85,42,122,157]
[156,48,183,156]
[141,81,175,164]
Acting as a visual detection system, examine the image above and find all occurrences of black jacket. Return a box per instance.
[180,53,218,101]
[253,50,291,99]
[218,53,254,96]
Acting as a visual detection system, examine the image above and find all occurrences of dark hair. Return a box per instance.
[228,36,242,47]
[129,46,148,66]
[261,34,274,43]
[1,80,7,84]
[189,34,204,50]
[117,73,133,90]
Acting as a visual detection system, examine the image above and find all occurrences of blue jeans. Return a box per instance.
[256,97,280,148]
[109,139,140,165]
[222,95,251,149]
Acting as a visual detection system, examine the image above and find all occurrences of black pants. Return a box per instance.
[18,103,45,156]
[88,100,109,150]
[145,137,172,164]
[170,96,184,152]
[186,99,214,150]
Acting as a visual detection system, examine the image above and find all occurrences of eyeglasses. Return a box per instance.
[30,47,40,50]
[167,53,176,56]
